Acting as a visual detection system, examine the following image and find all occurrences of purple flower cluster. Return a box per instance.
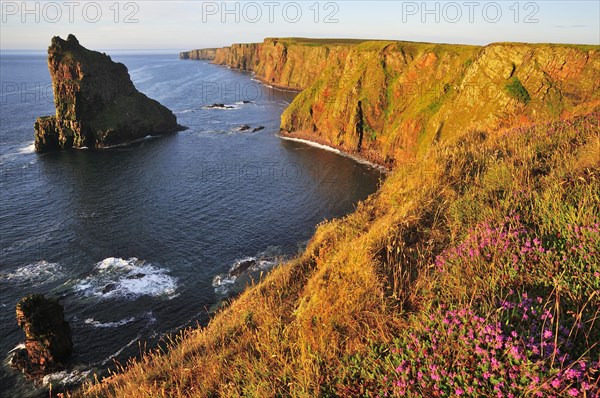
[379,299,599,397]
[434,214,599,297]
[434,214,544,275]
[560,223,600,276]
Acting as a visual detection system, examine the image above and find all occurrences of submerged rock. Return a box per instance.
[205,103,235,109]
[228,258,257,277]
[236,125,264,133]
[34,34,183,152]
[11,294,73,378]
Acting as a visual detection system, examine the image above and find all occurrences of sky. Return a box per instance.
[1,1,599,50]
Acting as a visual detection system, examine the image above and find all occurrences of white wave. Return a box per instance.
[212,274,237,295]
[0,142,36,164]
[0,146,36,165]
[17,142,36,154]
[176,109,195,114]
[84,316,136,328]
[5,343,26,366]
[7,343,25,355]
[0,261,64,284]
[230,257,278,275]
[213,254,279,295]
[74,257,177,300]
[279,135,387,172]
[85,312,155,367]
[42,369,91,387]
[99,334,141,366]
[279,136,341,154]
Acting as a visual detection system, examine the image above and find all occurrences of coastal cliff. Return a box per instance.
[212,38,360,90]
[189,38,599,167]
[282,42,599,166]
[35,35,181,152]
[79,39,600,396]
[180,48,217,60]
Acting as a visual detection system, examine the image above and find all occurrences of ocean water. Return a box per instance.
[0,52,381,396]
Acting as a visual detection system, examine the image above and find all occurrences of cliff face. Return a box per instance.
[214,43,261,73]
[35,35,181,152]
[281,42,599,166]
[180,48,217,60]
[187,39,599,167]
[212,39,358,90]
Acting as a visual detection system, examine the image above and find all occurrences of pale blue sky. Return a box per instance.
[1,1,598,50]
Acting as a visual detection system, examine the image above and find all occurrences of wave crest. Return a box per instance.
[74,257,177,300]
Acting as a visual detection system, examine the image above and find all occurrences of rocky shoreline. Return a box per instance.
[278,131,390,172]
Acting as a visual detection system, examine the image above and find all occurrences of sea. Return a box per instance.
[0,51,382,396]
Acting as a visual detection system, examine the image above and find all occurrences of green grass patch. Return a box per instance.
[505,77,531,104]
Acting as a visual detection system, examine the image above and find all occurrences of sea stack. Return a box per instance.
[34,34,182,152]
[11,294,73,378]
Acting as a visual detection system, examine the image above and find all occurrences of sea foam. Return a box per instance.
[212,254,279,295]
[74,257,177,300]
[84,316,136,328]
[0,261,64,284]
[17,142,36,154]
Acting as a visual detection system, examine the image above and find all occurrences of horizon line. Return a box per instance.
[2,37,599,53]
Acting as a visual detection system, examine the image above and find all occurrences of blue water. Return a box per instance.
[0,52,381,396]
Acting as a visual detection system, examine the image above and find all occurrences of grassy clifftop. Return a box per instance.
[76,40,600,397]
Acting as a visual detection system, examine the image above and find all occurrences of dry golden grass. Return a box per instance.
[73,109,599,397]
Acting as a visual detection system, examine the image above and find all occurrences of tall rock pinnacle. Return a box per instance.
[34,34,182,152]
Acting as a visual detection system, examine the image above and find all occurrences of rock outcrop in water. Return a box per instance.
[185,38,600,167]
[35,34,182,152]
[11,294,72,378]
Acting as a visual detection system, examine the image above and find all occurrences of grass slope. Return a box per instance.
[76,107,599,397]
